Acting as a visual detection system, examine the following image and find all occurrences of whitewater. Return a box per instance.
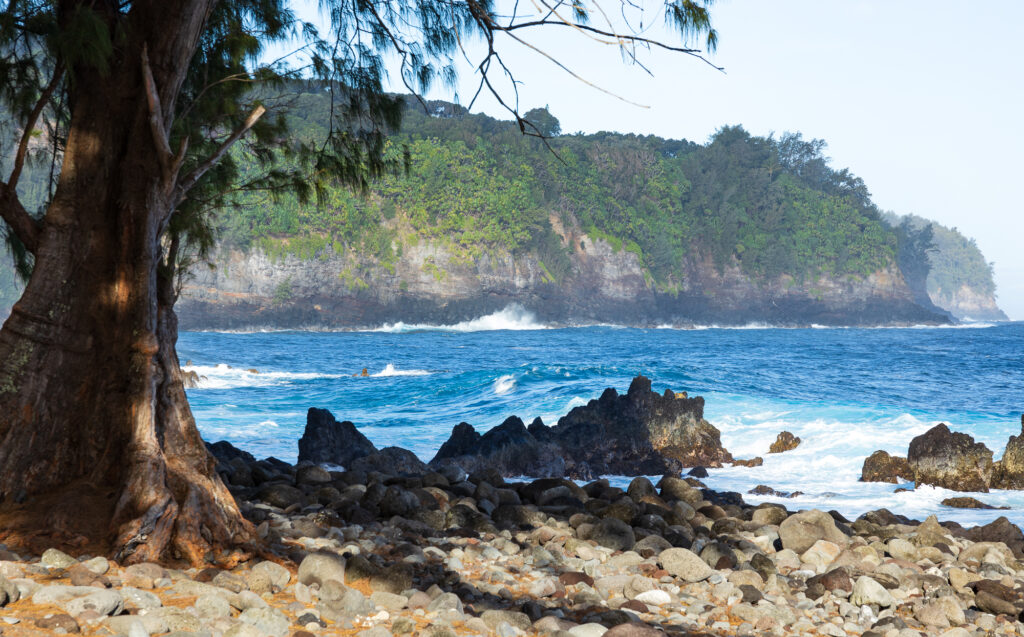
[178,307,1024,528]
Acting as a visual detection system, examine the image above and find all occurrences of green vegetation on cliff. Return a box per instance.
[222,90,910,288]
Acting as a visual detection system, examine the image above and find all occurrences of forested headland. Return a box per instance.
[1,88,1006,324]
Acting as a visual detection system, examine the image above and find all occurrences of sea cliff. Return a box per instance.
[177,226,945,330]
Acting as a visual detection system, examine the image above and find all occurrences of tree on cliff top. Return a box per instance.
[0,0,719,564]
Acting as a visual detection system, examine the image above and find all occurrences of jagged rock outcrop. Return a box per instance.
[992,416,1024,489]
[859,450,913,484]
[768,431,801,454]
[907,424,994,492]
[430,417,568,478]
[430,376,731,479]
[297,408,377,467]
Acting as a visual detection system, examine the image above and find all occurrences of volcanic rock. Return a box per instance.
[992,416,1024,489]
[431,376,731,478]
[963,516,1024,559]
[297,408,377,467]
[553,376,732,473]
[768,431,801,453]
[430,417,567,477]
[907,423,994,492]
[859,450,913,483]
[779,509,849,554]
[941,497,1005,510]
[349,447,427,475]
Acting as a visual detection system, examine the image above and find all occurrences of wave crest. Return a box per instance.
[368,304,547,333]
[370,363,431,377]
[183,363,343,389]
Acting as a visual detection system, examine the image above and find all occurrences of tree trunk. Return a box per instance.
[0,3,256,565]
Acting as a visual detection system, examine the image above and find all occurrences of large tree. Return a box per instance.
[0,0,717,564]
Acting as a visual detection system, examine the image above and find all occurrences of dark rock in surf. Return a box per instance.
[550,376,732,474]
[430,417,567,478]
[769,431,801,454]
[181,369,203,388]
[940,497,1005,510]
[733,457,763,467]
[907,423,994,492]
[430,376,732,479]
[298,408,377,467]
[860,450,913,484]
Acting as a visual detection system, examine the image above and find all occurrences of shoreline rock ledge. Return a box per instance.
[429,375,732,479]
[861,417,1024,492]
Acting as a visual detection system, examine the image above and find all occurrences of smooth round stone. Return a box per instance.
[633,589,672,606]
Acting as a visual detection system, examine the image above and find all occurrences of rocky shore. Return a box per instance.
[0,449,1022,637]
[0,380,1021,637]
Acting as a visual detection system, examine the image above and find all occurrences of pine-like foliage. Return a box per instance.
[0,0,719,281]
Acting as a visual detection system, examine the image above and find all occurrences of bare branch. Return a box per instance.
[0,181,41,253]
[8,63,64,190]
[174,105,266,202]
[495,12,724,71]
[141,45,176,184]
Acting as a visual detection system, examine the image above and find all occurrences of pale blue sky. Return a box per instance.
[299,0,1024,318]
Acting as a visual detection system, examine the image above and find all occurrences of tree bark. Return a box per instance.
[0,0,256,565]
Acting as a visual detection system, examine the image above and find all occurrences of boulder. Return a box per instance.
[991,416,1024,489]
[297,408,376,467]
[907,423,993,492]
[658,548,712,582]
[778,509,849,554]
[859,450,913,484]
[350,447,427,475]
[297,553,346,587]
[850,576,895,608]
[206,440,256,465]
[588,518,635,551]
[768,431,801,454]
[963,516,1024,559]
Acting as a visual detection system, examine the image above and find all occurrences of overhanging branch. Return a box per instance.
[173,105,266,204]
[0,182,41,254]
[8,63,64,190]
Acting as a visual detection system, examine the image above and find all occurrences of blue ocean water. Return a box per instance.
[178,308,1024,527]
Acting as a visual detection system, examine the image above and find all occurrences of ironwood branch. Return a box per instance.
[174,105,266,203]
[0,181,41,254]
[8,63,64,190]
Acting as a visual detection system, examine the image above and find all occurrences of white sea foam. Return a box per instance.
[183,363,344,389]
[367,304,547,333]
[493,374,517,395]
[370,363,431,377]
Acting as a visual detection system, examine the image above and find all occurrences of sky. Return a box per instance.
[300,0,1024,318]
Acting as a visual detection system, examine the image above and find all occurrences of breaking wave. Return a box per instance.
[368,304,547,333]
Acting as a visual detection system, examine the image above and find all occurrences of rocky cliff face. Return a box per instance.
[929,284,1007,322]
[178,228,948,329]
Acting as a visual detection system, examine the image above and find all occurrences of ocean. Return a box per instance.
[178,307,1024,528]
